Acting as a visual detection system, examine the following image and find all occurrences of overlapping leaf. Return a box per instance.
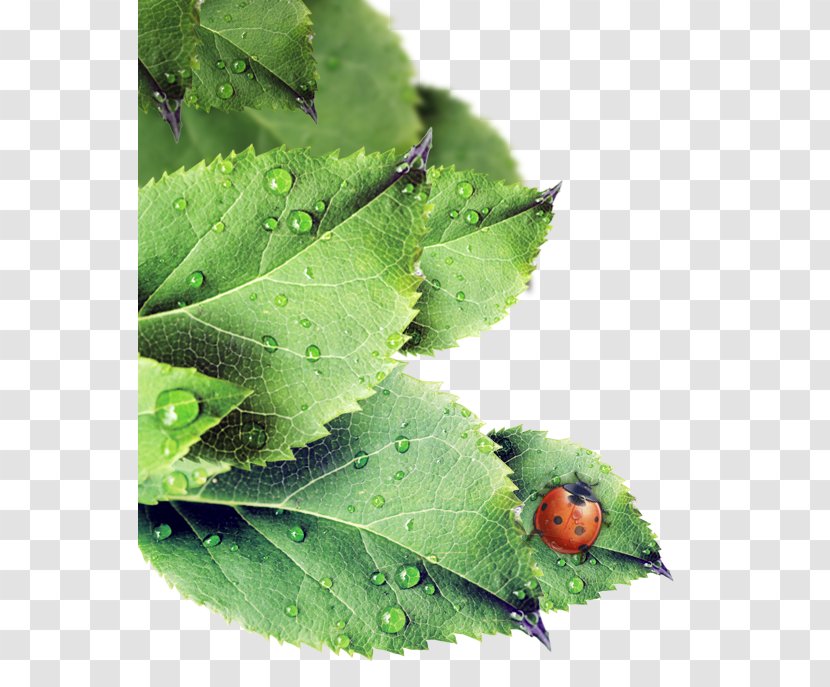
[404,168,557,354]
[138,0,421,185]
[139,371,546,656]
[491,428,670,612]
[138,357,250,504]
[138,141,429,467]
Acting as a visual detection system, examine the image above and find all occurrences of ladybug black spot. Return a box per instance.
[540,503,547,511]
[594,517,599,522]
[553,515,563,525]
[574,525,585,536]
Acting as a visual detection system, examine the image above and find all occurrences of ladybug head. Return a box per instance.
[563,481,598,504]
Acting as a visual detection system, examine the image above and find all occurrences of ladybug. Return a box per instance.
[534,480,603,555]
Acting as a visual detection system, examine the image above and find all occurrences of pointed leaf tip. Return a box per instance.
[158,100,182,142]
[298,97,318,123]
[649,558,673,581]
[520,613,550,650]
[406,128,434,167]
[541,181,562,205]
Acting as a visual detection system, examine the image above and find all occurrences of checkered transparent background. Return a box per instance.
[1,0,828,684]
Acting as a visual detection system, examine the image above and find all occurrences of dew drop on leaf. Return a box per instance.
[334,634,350,649]
[261,335,279,351]
[455,291,465,302]
[394,565,420,589]
[567,576,585,594]
[187,271,204,289]
[265,167,293,194]
[299,318,311,328]
[215,60,225,70]
[378,606,407,634]
[445,256,454,265]
[305,344,321,363]
[395,162,410,174]
[262,217,278,232]
[464,210,480,225]
[405,518,414,531]
[274,509,284,516]
[219,159,233,174]
[211,220,225,233]
[335,620,346,630]
[481,206,490,216]
[431,278,441,289]
[353,451,369,469]
[153,523,172,541]
[320,577,333,589]
[370,571,385,585]
[314,200,326,213]
[386,333,403,349]
[216,83,234,100]
[600,464,611,474]
[286,210,313,234]
[394,470,405,480]
[284,604,298,617]
[155,389,200,429]
[274,293,288,307]
[231,59,247,73]
[401,183,414,194]
[476,437,490,453]
[347,505,356,513]
[162,437,178,457]
[557,559,566,567]
[202,534,221,548]
[173,197,187,212]
[229,543,239,552]
[423,583,436,595]
[288,525,305,543]
[191,468,208,487]
[240,421,267,450]
[371,495,385,509]
[456,181,474,199]
[394,436,410,453]
[449,209,459,219]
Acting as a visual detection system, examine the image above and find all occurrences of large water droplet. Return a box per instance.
[378,606,407,634]
[386,333,403,349]
[288,525,305,542]
[567,576,585,594]
[219,159,233,174]
[265,167,293,194]
[394,436,410,453]
[395,565,420,589]
[187,271,205,289]
[202,534,221,548]
[261,335,279,351]
[370,571,385,585]
[286,210,313,234]
[333,634,350,650]
[191,468,208,487]
[153,523,172,541]
[285,604,299,617]
[262,217,278,232]
[231,59,247,73]
[455,291,466,302]
[456,181,474,199]
[216,83,234,100]
[423,583,436,595]
[240,420,267,450]
[464,210,480,225]
[371,495,385,509]
[305,344,321,363]
[155,388,200,429]
[475,437,490,453]
[353,451,369,469]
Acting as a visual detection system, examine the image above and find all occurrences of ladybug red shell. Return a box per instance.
[534,482,602,555]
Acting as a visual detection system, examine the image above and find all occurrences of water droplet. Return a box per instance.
[476,437,490,453]
[460,407,471,418]
[212,220,225,233]
[456,181,474,199]
[288,525,305,543]
[202,534,221,548]
[187,271,205,289]
[274,294,288,307]
[455,291,465,302]
[153,523,172,541]
[449,209,459,219]
[557,559,566,567]
[261,335,279,351]
[371,495,385,509]
[222,178,232,188]
[526,612,539,625]
[460,431,468,439]
[265,167,293,194]
[299,318,311,328]
[378,606,407,634]
[219,159,233,174]
[464,210,480,225]
[395,162,410,174]
[240,421,267,450]
[320,577,333,589]
[370,571,385,585]
[173,197,187,212]
[445,256,454,265]
[286,209,313,234]
[305,344,321,363]
[176,300,186,309]
[567,576,585,594]
[395,565,420,589]
[224,13,232,22]
[513,589,526,600]
[231,59,247,73]
[191,468,208,486]
[481,206,490,216]
[229,543,239,552]
[216,83,234,100]
[274,509,284,516]
[402,183,414,194]
[314,200,326,213]
[423,583,436,595]
[431,278,441,289]
[394,436,410,453]
[353,451,369,469]
[300,403,309,411]
[394,470,405,480]
[405,518,414,531]
[262,217,278,232]
[215,60,226,70]
[334,634,350,650]
[551,476,562,487]
[540,597,554,612]
[386,333,403,349]
[155,389,200,429]
[589,557,597,565]
[347,505,356,513]
[510,610,524,622]
[600,464,611,474]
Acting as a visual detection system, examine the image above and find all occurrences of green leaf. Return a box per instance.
[138,0,420,186]
[138,0,199,116]
[187,0,317,116]
[491,428,669,613]
[138,357,251,504]
[139,370,546,656]
[404,170,558,355]
[418,87,521,184]
[138,141,429,466]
